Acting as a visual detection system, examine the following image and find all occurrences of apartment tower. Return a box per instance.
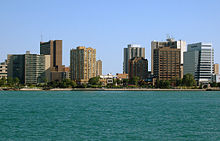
[96,60,102,76]
[151,38,182,81]
[151,38,186,78]
[128,57,148,80]
[214,63,219,74]
[70,46,96,83]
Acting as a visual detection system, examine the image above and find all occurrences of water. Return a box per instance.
[0,91,220,140]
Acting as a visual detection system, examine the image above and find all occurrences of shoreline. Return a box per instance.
[1,88,219,91]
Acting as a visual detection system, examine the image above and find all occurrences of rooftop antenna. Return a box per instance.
[41,32,43,42]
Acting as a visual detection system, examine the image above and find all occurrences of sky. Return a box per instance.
[0,0,220,74]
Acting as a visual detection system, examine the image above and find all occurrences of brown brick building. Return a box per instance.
[128,57,148,80]
[40,40,64,81]
[153,46,181,81]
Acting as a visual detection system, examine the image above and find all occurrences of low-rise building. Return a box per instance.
[116,73,128,80]
[100,73,117,85]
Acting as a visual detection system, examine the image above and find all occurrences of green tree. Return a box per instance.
[182,73,196,87]
[14,77,20,85]
[123,79,129,87]
[129,76,139,85]
[7,77,14,87]
[88,77,100,85]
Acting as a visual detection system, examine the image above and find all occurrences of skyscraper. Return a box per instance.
[96,60,102,76]
[151,38,186,78]
[123,44,145,74]
[214,63,219,74]
[7,51,50,84]
[70,46,96,83]
[184,42,214,84]
[128,57,148,80]
[40,40,63,71]
[151,38,182,81]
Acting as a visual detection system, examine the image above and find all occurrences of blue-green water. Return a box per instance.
[0,91,220,140]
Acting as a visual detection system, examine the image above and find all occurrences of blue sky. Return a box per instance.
[0,0,220,74]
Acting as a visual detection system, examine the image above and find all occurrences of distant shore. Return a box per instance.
[1,87,220,91]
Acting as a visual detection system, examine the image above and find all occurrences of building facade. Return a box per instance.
[40,40,63,71]
[123,44,145,74]
[152,40,181,81]
[7,51,50,84]
[214,63,219,74]
[70,46,96,83]
[96,60,102,76]
[128,57,148,80]
[151,38,186,78]
[0,60,7,79]
[184,42,214,84]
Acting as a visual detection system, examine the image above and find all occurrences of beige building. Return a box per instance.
[214,63,219,74]
[151,38,186,78]
[0,60,7,79]
[116,73,128,80]
[96,60,102,76]
[152,39,181,81]
[70,46,96,83]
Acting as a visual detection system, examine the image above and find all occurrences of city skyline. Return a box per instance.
[1,0,220,74]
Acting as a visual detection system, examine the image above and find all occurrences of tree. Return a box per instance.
[123,79,129,87]
[88,77,100,85]
[182,73,196,87]
[7,77,14,87]
[129,76,140,85]
[0,77,7,86]
[14,77,20,85]
[70,80,77,88]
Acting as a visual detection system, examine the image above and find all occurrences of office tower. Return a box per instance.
[70,46,96,83]
[214,63,219,74]
[40,40,63,71]
[96,60,102,76]
[184,43,214,84]
[151,38,186,78]
[128,57,148,80]
[0,60,7,79]
[123,44,145,74]
[7,51,50,84]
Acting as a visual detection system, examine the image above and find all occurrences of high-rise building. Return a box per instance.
[184,42,214,84]
[0,60,7,79]
[151,38,186,78]
[70,46,96,83]
[40,40,63,71]
[151,38,182,81]
[128,57,148,80]
[7,51,50,84]
[123,44,145,74]
[214,63,219,74]
[96,60,102,76]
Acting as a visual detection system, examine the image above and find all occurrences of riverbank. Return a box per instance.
[1,87,219,91]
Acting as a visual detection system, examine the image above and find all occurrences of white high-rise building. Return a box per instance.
[183,42,214,84]
[123,44,145,74]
